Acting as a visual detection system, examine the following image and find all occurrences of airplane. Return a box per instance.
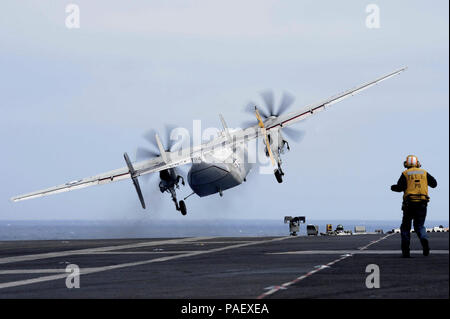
[11,67,407,215]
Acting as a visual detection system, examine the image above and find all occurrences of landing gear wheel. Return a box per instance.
[274,170,283,183]
[179,200,187,215]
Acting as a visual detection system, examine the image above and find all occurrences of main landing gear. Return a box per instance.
[274,167,284,183]
[166,187,187,216]
[160,174,188,216]
[179,200,187,215]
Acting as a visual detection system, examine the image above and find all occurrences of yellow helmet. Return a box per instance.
[404,155,421,168]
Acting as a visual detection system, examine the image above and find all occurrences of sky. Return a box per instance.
[0,1,448,221]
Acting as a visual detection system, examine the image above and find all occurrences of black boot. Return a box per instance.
[401,242,410,258]
[421,239,430,256]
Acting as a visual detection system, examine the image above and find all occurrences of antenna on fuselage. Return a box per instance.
[219,114,232,142]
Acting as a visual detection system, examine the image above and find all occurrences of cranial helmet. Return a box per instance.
[404,155,421,168]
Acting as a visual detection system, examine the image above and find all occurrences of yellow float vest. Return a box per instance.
[402,168,429,202]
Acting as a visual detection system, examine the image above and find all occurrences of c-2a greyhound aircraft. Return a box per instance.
[12,68,406,215]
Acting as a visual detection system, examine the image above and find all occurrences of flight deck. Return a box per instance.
[0,233,448,298]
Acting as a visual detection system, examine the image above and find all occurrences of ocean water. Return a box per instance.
[0,219,448,241]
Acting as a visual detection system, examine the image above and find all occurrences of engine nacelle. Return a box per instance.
[159,168,184,193]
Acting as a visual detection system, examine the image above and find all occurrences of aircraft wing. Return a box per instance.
[265,67,407,131]
[11,67,406,203]
[11,154,193,202]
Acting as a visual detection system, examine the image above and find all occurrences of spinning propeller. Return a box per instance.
[243,90,305,142]
[126,125,184,210]
[254,106,276,167]
[136,125,180,162]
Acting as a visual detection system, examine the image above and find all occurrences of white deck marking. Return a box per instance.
[357,233,393,250]
[268,250,449,255]
[257,233,395,299]
[80,250,200,255]
[188,241,255,244]
[0,269,66,274]
[0,236,293,290]
[0,237,214,265]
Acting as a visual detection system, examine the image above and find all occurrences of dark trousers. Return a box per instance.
[400,202,428,251]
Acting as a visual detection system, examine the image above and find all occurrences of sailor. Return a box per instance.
[391,155,437,258]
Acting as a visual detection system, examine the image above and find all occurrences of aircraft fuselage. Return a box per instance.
[187,145,251,197]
